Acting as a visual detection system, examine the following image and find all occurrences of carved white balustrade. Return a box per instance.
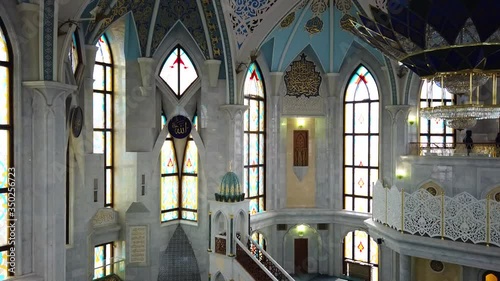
[373,181,500,247]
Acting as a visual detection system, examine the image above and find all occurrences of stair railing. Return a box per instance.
[246,237,295,281]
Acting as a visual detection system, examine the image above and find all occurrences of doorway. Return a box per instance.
[294,238,308,274]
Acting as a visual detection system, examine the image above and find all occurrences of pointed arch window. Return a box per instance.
[419,80,455,147]
[159,46,198,97]
[344,65,379,213]
[343,230,379,281]
[243,62,265,214]
[0,19,14,279]
[93,35,114,207]
[160,114,198,222]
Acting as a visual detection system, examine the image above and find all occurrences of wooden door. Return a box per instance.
[294,238,308,274]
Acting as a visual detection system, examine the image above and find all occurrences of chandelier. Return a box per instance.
[339,0,500,130]
[419,72,500,130]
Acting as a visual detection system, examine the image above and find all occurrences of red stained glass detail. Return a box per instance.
[171,57,188,69]
[356,74,367,84]
[249,69,259,81]
[167,158,174,167]
[359,161,363,166]
[357,241,365,252]
[358,178,365,188]
[186,158,192,167]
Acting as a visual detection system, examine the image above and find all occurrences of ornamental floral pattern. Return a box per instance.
[230,0,278,48]
[373,181,500,247]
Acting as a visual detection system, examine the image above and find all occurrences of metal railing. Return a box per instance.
[408,142,500,157]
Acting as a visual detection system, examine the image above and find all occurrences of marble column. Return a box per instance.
[23,81,77,281]
[81,45,98,154]
[325,73,341,210]
[385,105,411,183]
[269,72,283,210]
[219,105,247,181]
[399,253,411,281]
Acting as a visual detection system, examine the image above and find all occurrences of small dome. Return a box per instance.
[215,171,245,202]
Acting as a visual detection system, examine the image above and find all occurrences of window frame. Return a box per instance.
[343,230,379,281]
[418,80,455,147]
[0,18,14,278]
[159,45,199,98]
[93,34,114,208]
[343,64,379,213]
[160,114,199,222]
[243,62,266,214]
[93,242,114,279]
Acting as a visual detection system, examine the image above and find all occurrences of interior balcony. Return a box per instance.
[368,181,500,272]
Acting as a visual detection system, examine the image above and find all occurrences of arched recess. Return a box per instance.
[213,211,228,236]
[342,230,379,281]
[235,209,247,239]
[418,180,444,196]
[214,272,226,281]
[282,224,321,275]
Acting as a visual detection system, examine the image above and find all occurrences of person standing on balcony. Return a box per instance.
[464,130,474,156]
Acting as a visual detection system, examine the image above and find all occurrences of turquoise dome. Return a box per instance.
[215,171,245,202]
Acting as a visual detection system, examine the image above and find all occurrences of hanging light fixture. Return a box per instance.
[419,72,500,130]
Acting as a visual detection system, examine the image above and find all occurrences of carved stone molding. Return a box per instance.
[91,208,118,228]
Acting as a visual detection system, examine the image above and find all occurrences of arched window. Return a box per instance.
[181,114,198,221]
[419,80,454,148]
[343,230,379,281]
[160,115,179,221]
[243,62,265,214]
[160,114,198,222]
[93,34,114,207]
[344,65,379,213]
[0,19,13,279]
[484,271,500,281]
[159,46,198,97]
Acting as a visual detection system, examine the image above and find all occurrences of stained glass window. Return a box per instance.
[0,19,13,279]
[159,46,198,97]
[160,114,198,222]
[94,242,114,279]
[250,232,267,260]
[68,33,79,75]
[343,230,378,281]
[419,80,454,147]
[344,65,379,213]
[94,35,114,207]
[244,63,265,214]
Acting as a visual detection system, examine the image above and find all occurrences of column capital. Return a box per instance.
[23,81,76,106]
[270,72,284,96]
[219,104,248,120]
[138,57,155,96]
[325,72,340,97]
[385,105,411,124]
[204,59,222,87]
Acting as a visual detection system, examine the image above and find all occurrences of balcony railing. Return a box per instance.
[408,142,500,157]
[373,181,500,247]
